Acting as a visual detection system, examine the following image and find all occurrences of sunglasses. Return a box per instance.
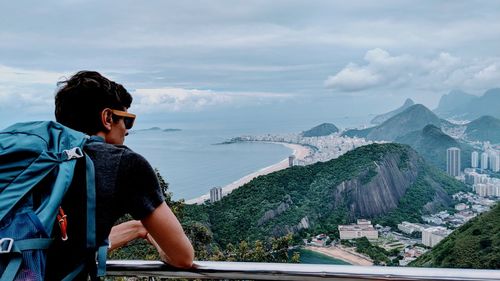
[110,109,136,129]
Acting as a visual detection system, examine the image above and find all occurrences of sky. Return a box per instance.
[1,0,500,130]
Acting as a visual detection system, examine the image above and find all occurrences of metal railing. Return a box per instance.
[106,260,500,280]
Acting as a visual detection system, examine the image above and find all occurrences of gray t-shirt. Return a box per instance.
[46,141,164,280]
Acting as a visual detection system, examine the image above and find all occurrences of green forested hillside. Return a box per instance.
[184,143,466,246]
[464,115,500,144]
[411,203,500,269]
[301,123,339,137]
[396,125,473,170]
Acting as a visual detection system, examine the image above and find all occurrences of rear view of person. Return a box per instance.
[47,70,194,280]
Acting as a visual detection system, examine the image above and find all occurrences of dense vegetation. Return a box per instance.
[396,124,473,170]
[301,123,339,137]
[109,144,469,268]
[411,203,500,269]
[183,143,466,247]
[341,127,372,138]
[464,115,500,144]
[375,164,466,228]
[109,170,298,263]
[341,237,396,265]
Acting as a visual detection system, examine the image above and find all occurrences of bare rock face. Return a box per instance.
[257,195,293,226]
[272,216,310,237]
[333,151,420,218]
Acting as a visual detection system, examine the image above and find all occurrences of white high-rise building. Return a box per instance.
[447,147,461,177]
[210,186,223,203]
[471,151,479,168]
[489,152,500,172]
[422,227,452,247]
[481,152,489,170]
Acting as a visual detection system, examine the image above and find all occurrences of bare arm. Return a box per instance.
[141,202,194,268]
[108,220,148,251]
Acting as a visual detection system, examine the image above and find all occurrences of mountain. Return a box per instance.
[464,115,500,144]
[411,203,500,269]
[434,88,500,120]
[370,104,446,141]
[343,104,450,141]
[341,127,372,138]
[434,90,476,118]
[301,123,339,137]
[371,98,415,125]
[396,125,473,170]
[184,143,466,245]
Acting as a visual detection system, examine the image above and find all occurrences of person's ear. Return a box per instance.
[101,109,113,131]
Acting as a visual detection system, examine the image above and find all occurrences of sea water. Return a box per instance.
[296,249,350,265]
[125,128,292,200]
[124,115,370,201]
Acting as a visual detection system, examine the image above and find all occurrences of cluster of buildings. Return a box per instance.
[338,219,379,240]
[332,188,497,266]
[421,227,452,248]
[446,145,500,178]
[471,146,500,172]
[464,169,500,197]
[305,234,330,247]
[396,221,452,247]
[231,133,376,166]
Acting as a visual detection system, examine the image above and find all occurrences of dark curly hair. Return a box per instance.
[55,71,133,135]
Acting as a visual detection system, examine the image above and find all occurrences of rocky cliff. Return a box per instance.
[334,152,419,218]
[189,143,466,245]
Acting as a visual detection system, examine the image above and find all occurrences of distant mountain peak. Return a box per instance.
[407,103,432,113]
[403,98,415,106]
[370,98,415,125]
[434,88,500,120]
[366,104,443,141]
[483,88,500,97]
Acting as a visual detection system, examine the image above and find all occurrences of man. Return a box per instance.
[46,71,194,280]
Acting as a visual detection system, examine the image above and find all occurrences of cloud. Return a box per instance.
[0,65,65,85]
[132,87,292,113]
[0,65,67,115]
[325,48,500,93]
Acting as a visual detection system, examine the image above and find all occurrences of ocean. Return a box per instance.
[295,249,350,265]
[125,128,292,200]
[125,115,370,201]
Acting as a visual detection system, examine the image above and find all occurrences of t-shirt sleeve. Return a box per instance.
[118,149,165,220]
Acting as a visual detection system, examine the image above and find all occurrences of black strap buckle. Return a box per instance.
[0,238,14,253]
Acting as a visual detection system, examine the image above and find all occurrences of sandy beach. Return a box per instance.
[305,245,373,266]
[185,142,311,204]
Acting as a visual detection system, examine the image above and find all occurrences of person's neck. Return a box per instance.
[95,132,107,142]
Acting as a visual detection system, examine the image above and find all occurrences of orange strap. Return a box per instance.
[57,207,68,241]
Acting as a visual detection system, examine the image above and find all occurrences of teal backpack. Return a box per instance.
[0,121,107,281]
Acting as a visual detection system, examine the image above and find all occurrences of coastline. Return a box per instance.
[304,245,373,266]
[185,142,311,204]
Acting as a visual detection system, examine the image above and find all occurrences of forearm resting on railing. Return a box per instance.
[108,220,148,251]
[141,202,195,268]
